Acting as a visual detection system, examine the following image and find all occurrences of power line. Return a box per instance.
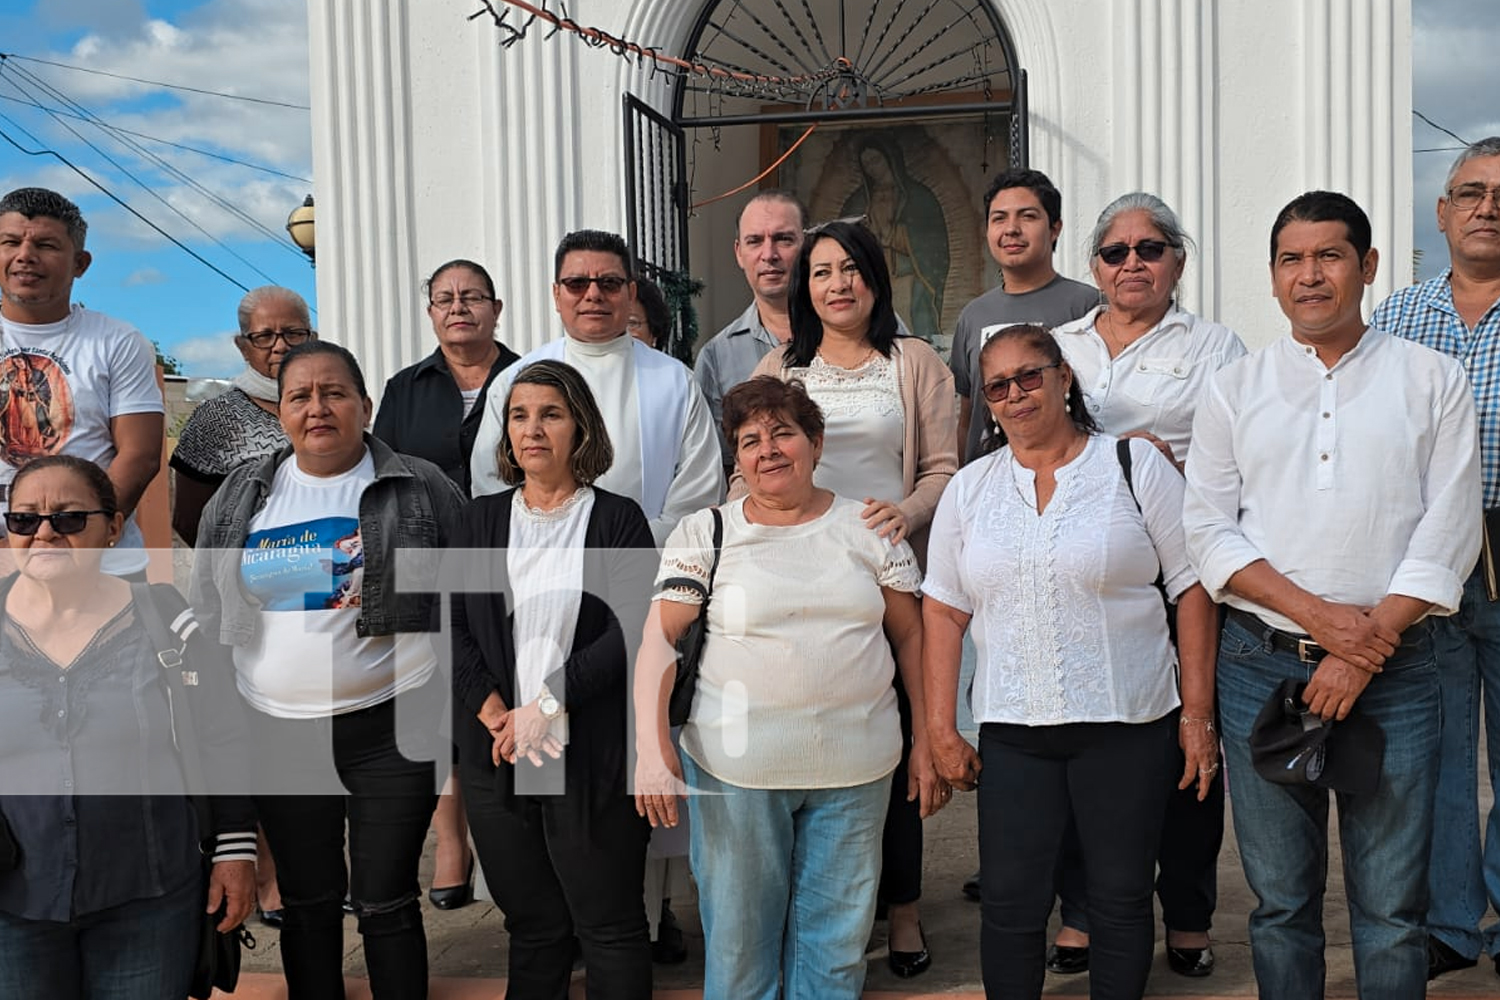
[0,91,310,182]
[0,114,249,293]
[0,52,310,110]
[1413,109,1470,147]
[0,68,293,277]
[0,63,299,257]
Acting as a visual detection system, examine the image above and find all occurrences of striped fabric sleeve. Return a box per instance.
[212,830,259,864]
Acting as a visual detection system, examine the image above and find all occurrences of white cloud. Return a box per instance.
[5,0,312,251]
[123,266,168,286]
[169,330,246,378]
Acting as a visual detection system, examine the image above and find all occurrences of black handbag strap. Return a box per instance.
[130,582,213,839]
[660,506,723,607]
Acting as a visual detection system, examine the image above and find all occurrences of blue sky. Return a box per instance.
[0,0,1496,377]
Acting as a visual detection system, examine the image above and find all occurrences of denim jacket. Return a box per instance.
[190,434,466,646]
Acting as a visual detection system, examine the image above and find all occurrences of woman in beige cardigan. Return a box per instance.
[737,218,957,977]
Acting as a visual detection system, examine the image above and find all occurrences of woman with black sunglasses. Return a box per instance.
[923,324,1220,1000]
[0,455,256,998]
[1043,194,1248,980]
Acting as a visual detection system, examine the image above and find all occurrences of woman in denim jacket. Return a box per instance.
[191,341,465,1000]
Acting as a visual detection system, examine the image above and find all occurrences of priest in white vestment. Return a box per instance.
[470,230,724,545]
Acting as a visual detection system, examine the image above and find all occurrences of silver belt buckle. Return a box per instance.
[1297,638,1322,663]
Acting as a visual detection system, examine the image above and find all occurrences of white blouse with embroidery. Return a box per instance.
[923,435,1195,726]
[656,496,921,789]
[799,353,905,505]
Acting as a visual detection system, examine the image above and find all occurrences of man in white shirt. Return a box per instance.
[470,229,723,545]
[1183,191,1481,998]
[1371,136,1500,981]
[0,187,164,579]
[693,191,807,474]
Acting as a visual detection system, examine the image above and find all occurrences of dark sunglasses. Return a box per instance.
[1096,239,1172,266]
[4,510,111,536]
[556,275,629,296]
[243,327,314,349]
[981,363,1060,402]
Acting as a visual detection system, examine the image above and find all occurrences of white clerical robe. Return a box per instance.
[470,333,724,545]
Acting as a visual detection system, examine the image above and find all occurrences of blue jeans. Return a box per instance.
[1218,615,1440,1000]
[0,873,200,999]
[682,754,890,1000]
[1428,567,1500,958]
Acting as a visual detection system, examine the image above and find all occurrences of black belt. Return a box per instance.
[1225,607,1327,663]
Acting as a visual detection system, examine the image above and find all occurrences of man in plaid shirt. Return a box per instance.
[1373,136,1500,982]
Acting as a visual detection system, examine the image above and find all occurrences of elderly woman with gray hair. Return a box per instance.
[170,285,314,546]
[1041,193,1246,978]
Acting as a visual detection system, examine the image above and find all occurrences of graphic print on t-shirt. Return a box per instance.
[0,350,74,466]
[243,516,365,611]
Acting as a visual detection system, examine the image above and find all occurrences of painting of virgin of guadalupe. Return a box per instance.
[771,118,998,359]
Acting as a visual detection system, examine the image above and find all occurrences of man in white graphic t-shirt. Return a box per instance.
[0,187,165,578]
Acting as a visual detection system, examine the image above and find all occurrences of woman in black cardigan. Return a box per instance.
[450,360,658,1000]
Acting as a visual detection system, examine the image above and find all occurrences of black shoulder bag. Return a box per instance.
[661,508,723,727]
[131,582,254,1000]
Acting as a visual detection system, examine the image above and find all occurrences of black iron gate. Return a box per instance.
[623,93,694,363]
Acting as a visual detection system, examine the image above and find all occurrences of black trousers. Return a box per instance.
[252,686,441,1000]
[1055,706,1226,934]
[878,670,922,906]
[460,752,652,1000]
[977,716,1175,1000]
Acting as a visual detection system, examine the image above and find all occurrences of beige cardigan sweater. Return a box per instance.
[731,337,959,566]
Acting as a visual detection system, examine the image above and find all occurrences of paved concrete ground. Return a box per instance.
[232,782,1500,998]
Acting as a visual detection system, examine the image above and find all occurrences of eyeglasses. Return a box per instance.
[980,363,1061,402]
[4,510,111,536]
[1096,240,1173,266]
[429,292,493,311]
[556,275,629,296]
[244,327,314,349]
[1447,184,1500,212]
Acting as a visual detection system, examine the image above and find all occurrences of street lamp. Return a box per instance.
[286,194,316,263]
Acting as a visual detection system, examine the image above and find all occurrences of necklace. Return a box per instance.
[815,343,877,369]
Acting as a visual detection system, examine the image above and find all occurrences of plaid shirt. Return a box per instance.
[1373,269,1500,507]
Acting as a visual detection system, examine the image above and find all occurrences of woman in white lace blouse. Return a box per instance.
[635,376,939,1000]
[743,218,956,977]
[922,324,1219,1000]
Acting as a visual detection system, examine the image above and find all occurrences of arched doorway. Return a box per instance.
[624,0,1025,357]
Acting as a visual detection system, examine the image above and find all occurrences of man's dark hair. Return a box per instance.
[1270,191,1372,262]
[738,189,810,235]
[0,187,88,249]
[553,230,631,281]
[981,169,1063,230]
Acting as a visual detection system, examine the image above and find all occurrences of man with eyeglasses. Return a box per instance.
[470,229,722,544]
[1371,136,1500,982]
[950,169,1100,466]
[693,190,808,475]
[1184,190,1480,998]
[0,187,164,580]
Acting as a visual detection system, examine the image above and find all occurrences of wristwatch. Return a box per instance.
[537,684,562,721]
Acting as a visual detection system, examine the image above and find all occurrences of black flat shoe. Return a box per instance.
[651,904,688,965]
[428,857,475,911]
[1045,944,1089,974]
[258,908,284,929]
[1166,944,1215,978]
[1428,936,1477,980]
[888,924,931,978]
[962,870,982,902]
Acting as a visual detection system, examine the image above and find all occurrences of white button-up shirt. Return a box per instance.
[1183,329,1482,634]
[1054,304,1247,461]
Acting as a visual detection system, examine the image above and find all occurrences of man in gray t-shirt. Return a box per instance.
[951,170,1099,464]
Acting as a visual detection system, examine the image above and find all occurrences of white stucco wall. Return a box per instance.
[308,0,1412,398]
